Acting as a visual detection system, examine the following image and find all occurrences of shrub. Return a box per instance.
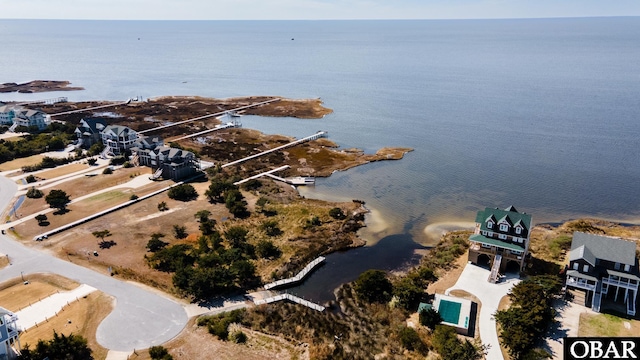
[129,194,139,200]
[260,220,282,237]
[122,161,133,168]
[26,187,44,198]
[146,234,169,252]
[168,184,198,201]
[87,158,98,166]
[149,345,173,360]
[398,326,427,354]
[256,240,281,259]
[102,167,113,175]
[329,207,346,220]
[158,201,168,211]
[25,175,37,183]
[354,269,393,303]
[173,225,188,239]
[230,330,247,344]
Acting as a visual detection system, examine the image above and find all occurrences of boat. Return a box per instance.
[287,177,315,185]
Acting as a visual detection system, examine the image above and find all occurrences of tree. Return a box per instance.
[224,189,248,218]
[102,167,113,174]
[173,225,188,239]
[87,158,97,166]
[256,240,281,259]
[205,178,233,203]
[26,187,44,198]
[225,226,249,247]
[45,189,71,212]
[35,214,48,226]
[260,219,282,237]
[92,230,111,243]
[354,269,393,303]
[494,276,559,359]
[419,307,443,330]
[25,174,37,183]
[149,346,174,360]
[329,207,346,220]
[432,325,485,360]
[393,276,424,311]
[194,210,212,222]
[158,201,169,211]
[397,326,427,354]
[168,184,198,201]
[146,233,169,252]
[18,331,93,360]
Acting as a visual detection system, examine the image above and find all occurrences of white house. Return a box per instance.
[0,307,20,359]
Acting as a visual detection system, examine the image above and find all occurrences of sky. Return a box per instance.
[1,0,639,20]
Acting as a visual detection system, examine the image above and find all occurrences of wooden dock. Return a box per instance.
[254,293,325,312]
[264,256,325,290]
[222,131,327,169]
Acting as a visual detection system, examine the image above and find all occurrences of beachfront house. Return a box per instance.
[565,232,639,316]
[468,205,532,282]
[74,118,107,148]
[0,105,50,131]
[0,307,20,359]
[101,125,139,156]
[132,145,200,181]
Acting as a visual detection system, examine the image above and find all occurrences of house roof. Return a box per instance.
[569,244,596,266]
[78,118,107,134]
[475,206,532,232]
[103,125,135,137]
[469,234,525,251]
[569,232,637,266]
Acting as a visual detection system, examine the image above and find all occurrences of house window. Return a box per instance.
[500,224,508,232]
[614,262,621,271]
[498,234,507,240]
[488,232,493,237]
[481,243,492,249]
[583,264,589,272]
[625,264,630,272]
[487,222,493,229]
[515,227,522,235]
[573,262,579,270]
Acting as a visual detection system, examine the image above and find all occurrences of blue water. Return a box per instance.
[2,18,640,301]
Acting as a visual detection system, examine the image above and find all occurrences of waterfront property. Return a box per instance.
[565,232,639,316]
[0,104,50,131]
[419,294,472,335]
[0,307,20,359]
[133,145,200,181]
[101,125,139,156]
[468,205,532,282]
[74,118,107,148]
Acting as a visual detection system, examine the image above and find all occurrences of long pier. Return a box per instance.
[16,97,68,106]
[50,99,131,117]
[233,165,290,186]
[254,293,325,312]
[222,131,327,169]
[138,98,279,135]
[170,122,238,142]
[264,256,325,290]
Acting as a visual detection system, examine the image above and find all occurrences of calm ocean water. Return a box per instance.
[2,18,640,301]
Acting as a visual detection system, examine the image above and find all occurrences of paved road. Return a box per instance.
[446,263,520,360]
[0,174,188,351]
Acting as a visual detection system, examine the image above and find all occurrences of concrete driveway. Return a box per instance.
[0,173,189,351]
[446,262,520,360]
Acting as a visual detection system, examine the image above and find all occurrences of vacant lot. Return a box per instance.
[0,273,111,359]
[0,154,44,172]
[34,162,92,180]
[579,312,640,337]
[130,318,307,360]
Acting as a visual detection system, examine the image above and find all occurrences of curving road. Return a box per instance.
[0,174,188,351]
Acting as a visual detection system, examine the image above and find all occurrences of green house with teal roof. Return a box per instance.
[468,206,532,281]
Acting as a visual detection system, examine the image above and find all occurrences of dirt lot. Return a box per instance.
[33,163,91,180]
[0,273,79,312]
[0,154,44,172]
[0,273,110,359]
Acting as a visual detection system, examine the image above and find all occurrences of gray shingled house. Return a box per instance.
[101,125,139,156]
[133,145,200,181]
[74,118,107,148]
[566,232,639,316]
[468,206,532,282]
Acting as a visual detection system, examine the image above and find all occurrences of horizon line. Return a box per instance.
[1,15,638,22]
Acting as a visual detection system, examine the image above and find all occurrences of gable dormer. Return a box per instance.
[497,215,512,232]
[513,219,528,236]
[486,215,496,229]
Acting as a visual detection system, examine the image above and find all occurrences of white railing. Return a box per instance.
[264,257,325,290]
[254,293,325,312]
[489,254,502,283]
[566,277,596,291]
[602,277,639,290]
